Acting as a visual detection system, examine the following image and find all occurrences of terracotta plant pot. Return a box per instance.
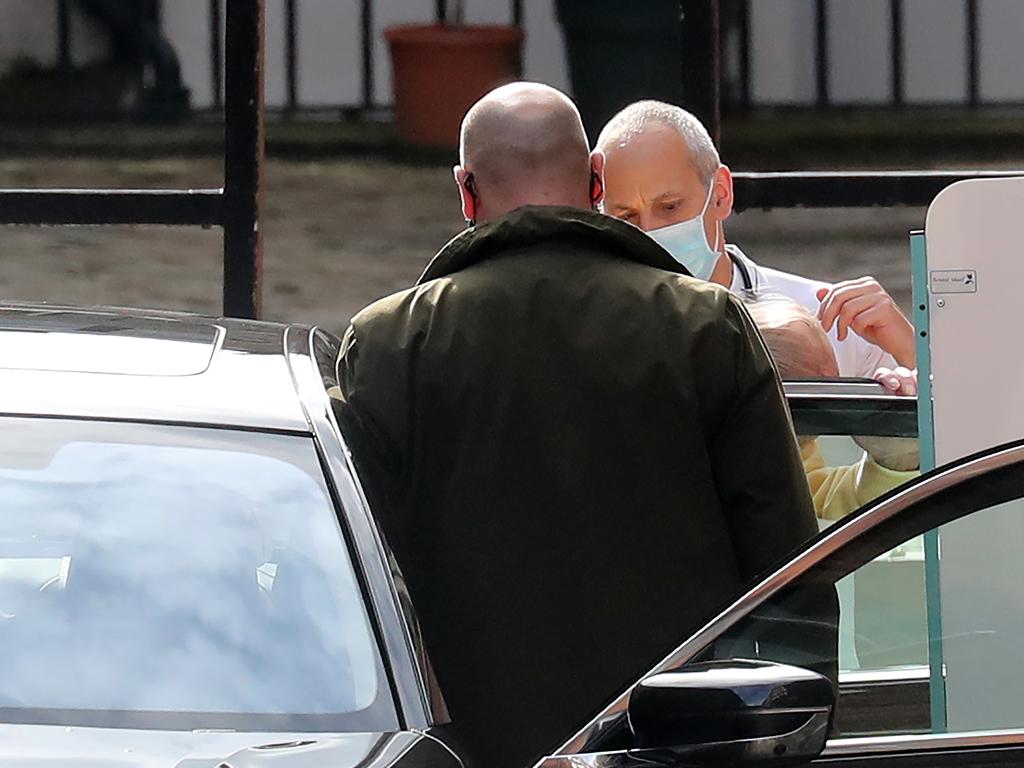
[385,24,524,149]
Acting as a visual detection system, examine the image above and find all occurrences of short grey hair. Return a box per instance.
[596,100,721,186]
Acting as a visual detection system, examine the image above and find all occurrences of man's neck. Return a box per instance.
[710,247,733,287]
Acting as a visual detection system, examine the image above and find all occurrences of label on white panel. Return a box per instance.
[930,269,978,294]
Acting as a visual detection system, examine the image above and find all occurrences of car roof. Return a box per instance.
[0,303,317,432]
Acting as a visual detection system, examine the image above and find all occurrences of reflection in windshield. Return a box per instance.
[0,419,384,730]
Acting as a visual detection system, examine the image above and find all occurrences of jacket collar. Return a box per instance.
[417,206,691,284]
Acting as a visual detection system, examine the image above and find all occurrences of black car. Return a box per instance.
[1,304,1016,768]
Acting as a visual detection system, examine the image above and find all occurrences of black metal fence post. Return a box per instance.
[362,0,375,110]
[680,0,722,146]
[512,0,524,77]
[738,0,752,112]
[966,0,980,108]
[890,0,904,106]
[223,0,265,320]
[285,0,299,114]
[57,0,72,73]
[815,0,830,108]
[210,0,223,111]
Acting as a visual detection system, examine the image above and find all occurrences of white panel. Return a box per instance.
[828,0,891,104]
[264,0,288,109]
[298,0,360,106]
[926,178,1024,464]
[904,0,967,103]
[162,1,215,110]
[0,0,58,69]
[750,0,816,105]
[374,0,434,106]
[979,0,1024,103]
[522,0,570,94]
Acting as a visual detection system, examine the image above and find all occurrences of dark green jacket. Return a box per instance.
[334,207,819,768]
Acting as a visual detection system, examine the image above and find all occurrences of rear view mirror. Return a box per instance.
[627,659,835,766]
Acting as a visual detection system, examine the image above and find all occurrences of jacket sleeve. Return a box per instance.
[333,323,411,561]
[710,297,819,579]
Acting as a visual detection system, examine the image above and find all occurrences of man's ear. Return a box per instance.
[454,165,477,224]
[589,150,606,210]
[710,164,735,222]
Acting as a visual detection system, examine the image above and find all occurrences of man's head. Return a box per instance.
[596,101,733,282]
[454,82,601,225]
[746,295,840,379]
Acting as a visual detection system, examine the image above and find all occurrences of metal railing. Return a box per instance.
[731,0,1002,111]
[3,0,265,320]
[2,0,1022,322]
[50,0,523,117]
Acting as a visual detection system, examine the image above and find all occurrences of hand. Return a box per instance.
[873,366,917,396]
[816,278,916,368]
[853,435,920,472]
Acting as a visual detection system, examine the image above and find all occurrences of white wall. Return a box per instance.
[751,0,817,104]
[0,0,1020,110]
[905,0,967,103]
[979,0,1024,102]
[828,0,891,104]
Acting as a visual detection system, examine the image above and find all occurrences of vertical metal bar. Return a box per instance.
[815,0,830,108]
[362,0,374,109]
[223,0,265,320]
[890,0,904,105]
[679,0,721,146]
[966,0,980,108]
[739,0,752,112]
[435,0,447,25]
[57,0,72,72]
[511,0,523,78]
[210,0,223,111]
[285,0,299,113]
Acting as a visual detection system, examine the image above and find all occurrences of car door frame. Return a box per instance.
[537,439,1024,768]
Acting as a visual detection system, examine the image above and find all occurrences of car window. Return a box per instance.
[0,417,396,733]
[786,384,920,529]
[687,448,1024,739]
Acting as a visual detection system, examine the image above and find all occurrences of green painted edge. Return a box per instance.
[911,230,946,733]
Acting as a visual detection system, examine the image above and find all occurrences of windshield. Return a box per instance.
[0,417,395,732]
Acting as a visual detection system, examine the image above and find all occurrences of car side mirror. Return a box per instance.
[627,659,835,767]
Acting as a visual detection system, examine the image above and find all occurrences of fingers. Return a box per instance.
[873,366,917,396]
[817,277,885,333]
[834,295,877,342]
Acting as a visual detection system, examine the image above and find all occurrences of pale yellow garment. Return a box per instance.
[801,439,918,521]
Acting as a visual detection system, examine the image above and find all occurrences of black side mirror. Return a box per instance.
[627,659,835,766]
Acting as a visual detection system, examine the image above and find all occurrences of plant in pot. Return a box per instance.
[385,0,524,149]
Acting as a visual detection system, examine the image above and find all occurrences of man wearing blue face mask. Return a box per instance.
[597,101,916,379]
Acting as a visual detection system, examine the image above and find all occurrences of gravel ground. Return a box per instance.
[1,156,926,336]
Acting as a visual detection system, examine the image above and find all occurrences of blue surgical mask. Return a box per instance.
[646,178,721,280]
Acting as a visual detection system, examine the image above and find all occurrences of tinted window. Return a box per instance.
[690,455,1024,738]
[0,418,395,732]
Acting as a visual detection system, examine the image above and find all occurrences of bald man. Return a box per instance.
[333,83,827,768]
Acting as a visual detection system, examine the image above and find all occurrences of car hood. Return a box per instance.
[0,725,421,767]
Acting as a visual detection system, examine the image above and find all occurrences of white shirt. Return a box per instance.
[725,245,895,378]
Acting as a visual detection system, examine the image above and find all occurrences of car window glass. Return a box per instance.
[0,417,395,732]
[689,469,1024,739]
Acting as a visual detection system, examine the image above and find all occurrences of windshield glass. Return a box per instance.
[0,417,394,732]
